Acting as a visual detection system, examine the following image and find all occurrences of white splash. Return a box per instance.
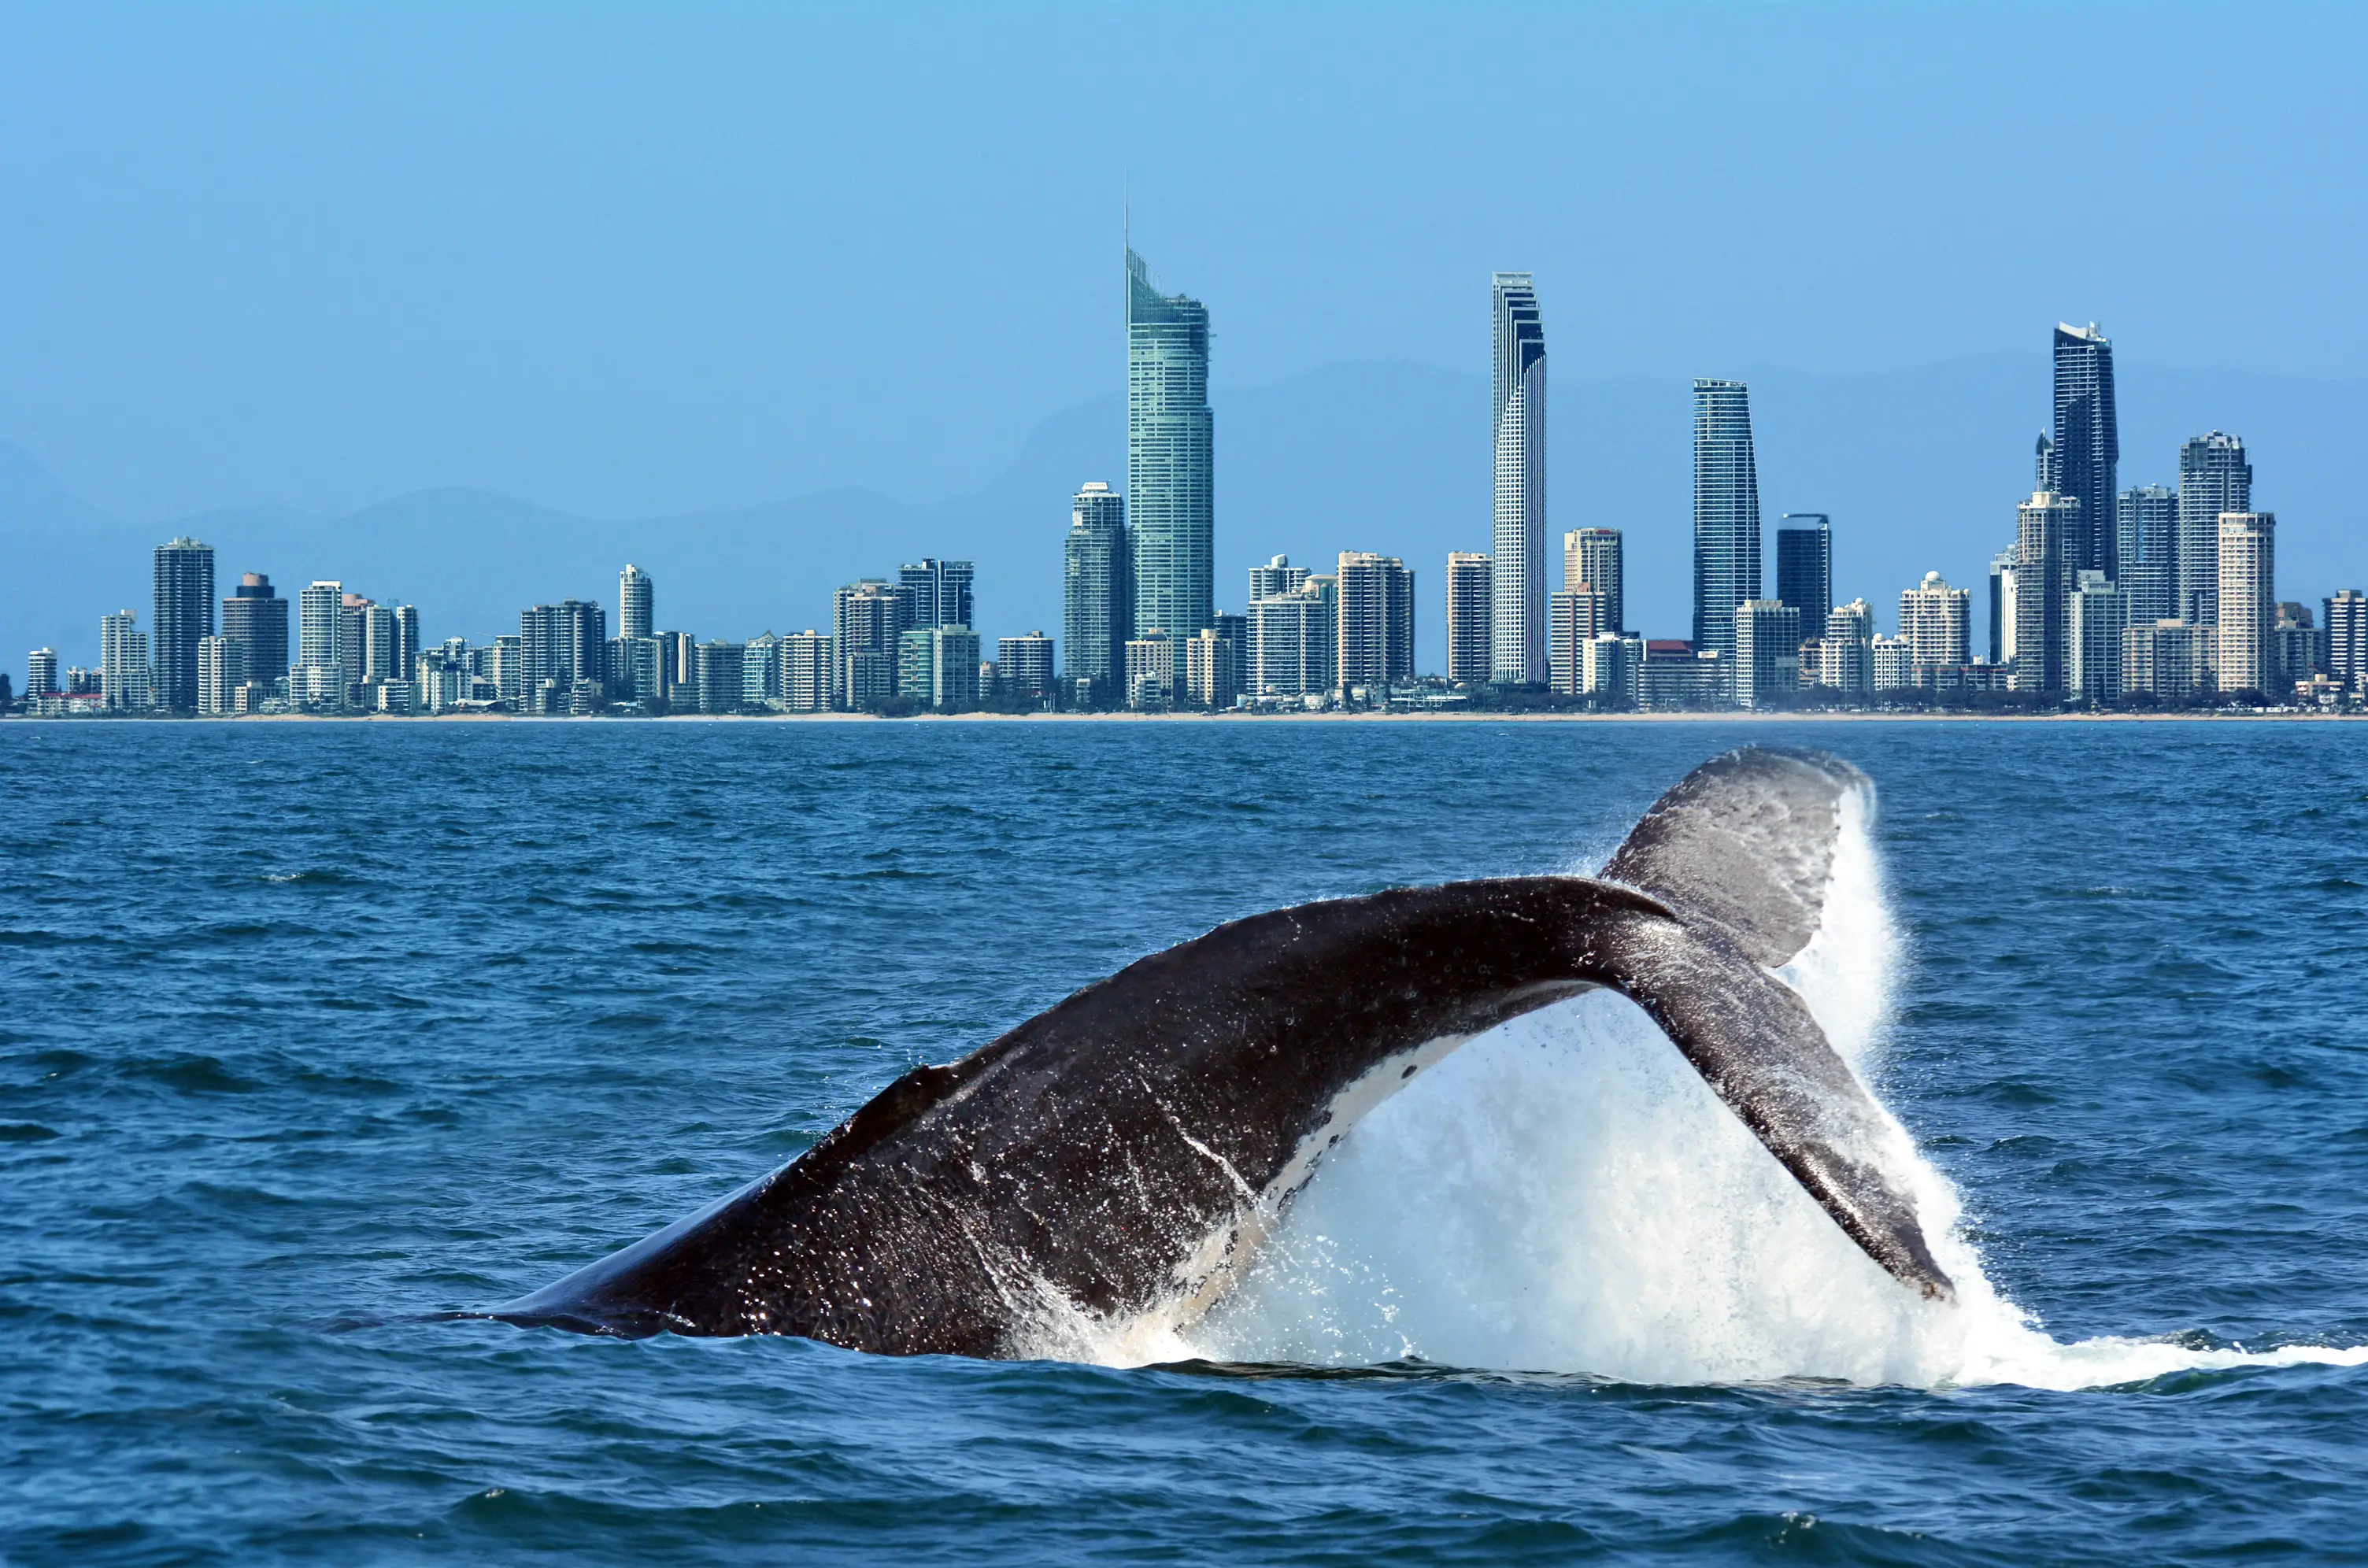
[1053,784,2368,1390]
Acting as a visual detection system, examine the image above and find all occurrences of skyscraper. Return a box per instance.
[1693,380,1762,663]
[1565,528,1624,634]
[2215,513,2276,695]
[2068,571,2128,701]
[780,632,834,712]
[620,565,653,640]
[1774,515,1831,632]
[1490,273,1547,683]
[2178,432,2251,626]
[1988,549,2016,665]
[2051,324,2119,577]
[100,610,150,712]
[900,559,976,630]
[220,573,288,694]
[997,633,1056,703]
[2011,492,2078,693]
[1249,555,1309,601]
[1445,553,1492,685]
[151,537,215,712]
[1548,588,1607,696]
[1062,482,1130,705]
[363,605,399,682]
[1248,579,1336,698]
[198,635,246,716]
[2324,590,2366,686]
[834,579,908,709]
[1899,572,1972,668]
[1733,600,1800,709]
[520,600,608,712]
[1127,247,1213,644]
[1335,553,1415,695]
[2115,486,2178,626]
[297,582,345,709]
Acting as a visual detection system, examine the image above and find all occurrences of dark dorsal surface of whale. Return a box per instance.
[490,745,1952,1355]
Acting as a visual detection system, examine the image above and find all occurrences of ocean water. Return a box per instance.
[3,718,2365,1565]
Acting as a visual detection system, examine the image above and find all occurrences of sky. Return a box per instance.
[2,2,2364,529]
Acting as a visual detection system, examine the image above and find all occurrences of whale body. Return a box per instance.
[489,746,1953,1355]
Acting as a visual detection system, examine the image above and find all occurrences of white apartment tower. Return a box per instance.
[2215,512,2276,694]
[1445,553,1492,685]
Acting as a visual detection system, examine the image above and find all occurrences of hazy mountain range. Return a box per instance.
[4,353,2362,676]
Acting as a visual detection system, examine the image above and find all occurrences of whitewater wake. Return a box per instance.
[1034,788,2368,1390]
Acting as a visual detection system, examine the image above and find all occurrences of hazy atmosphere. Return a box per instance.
[5,2,2364,662]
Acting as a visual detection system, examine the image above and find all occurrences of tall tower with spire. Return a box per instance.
[1126,245,1213,645]
[1489,273,1547,683]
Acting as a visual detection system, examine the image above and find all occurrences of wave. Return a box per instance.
[1033,788,2368,1391]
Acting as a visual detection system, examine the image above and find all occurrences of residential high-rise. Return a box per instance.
[1548,588,1607,696]
[2178,432,2251,626]
[1565,528,1624,634]
[1248,578,1336,697]
[2272,603,2316,692]
[27,649,59,700]
[1899,572,1972,669]
[742,633,782,704]
[1212,612,1248,701]
[100,610,150,712]
[620,564,654,640]
[2215,513,2276,695]
[834,579,908,709]
[1988,549,2016,665]
[2325,590,2367,686]
[1774,516,1831,633]
[2011,492,2078,693]
[363,605,399,682]
[2068,571,2128,702]
[296,582,344,709]
[1183,628,1239,708]
[1127,247,1214,644]
[1123,630,1176,711]
[1819,601,1874,694]
[781,632,834,712]
[1445,553,1492,684]
[1693,379,1762,663]
[520,601,607,712]
[1248,554,1308,602]
[894,625,979,710]
[900,559,976,631]
[1733,600,1800,710]
[197,635,246,716]
[220,573,288,694]
[1582,634,1643,708]
[150,537,214,712]
[1335,553,1415,695]
[1490,273,1547,683]
[997,632,1056,703]
[695,641,746,715]
[2051,324,2119,576]
[1062,482,1130,705]
[2115,485,2178,625]
[394,605,419,680]
[2123,619,2210,700]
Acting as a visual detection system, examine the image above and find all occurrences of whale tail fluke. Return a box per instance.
[1604,747,1869,968]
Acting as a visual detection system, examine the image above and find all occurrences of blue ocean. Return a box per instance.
[4,719,2364,1565]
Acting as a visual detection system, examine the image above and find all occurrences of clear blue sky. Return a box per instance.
[2,2,2362,524]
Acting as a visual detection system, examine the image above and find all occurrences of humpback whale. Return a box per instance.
[490,745,1953,1356]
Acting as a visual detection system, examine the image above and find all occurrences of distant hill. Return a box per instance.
[5,355,2362,675]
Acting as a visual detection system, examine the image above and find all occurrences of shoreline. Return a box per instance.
[8,708,2363,727]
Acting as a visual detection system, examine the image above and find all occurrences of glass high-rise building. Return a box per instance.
[1490,273,1546,683]
[151,536,215,712]
[900,559,975,630]
[1445,553,1492,685]
[1062,481,1130,704]
[1693,380,1762,662]
[1127,248,1213,645]
[2178,432,2251,627]
[1774,515,1831,633]
[221,573,288,693]
[620,565,654,640]
[1564,528,1624,635]
[2051,324,2119,578]
[2115,486,2178,626]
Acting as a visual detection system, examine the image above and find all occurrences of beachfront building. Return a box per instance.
[2049,324,2119,577]
[2178,432,2251,627]
[1565,528,1624,634]
[1491,272,1548,683]
[100,610,151,712]
[1445,553,1492,685]
[1249,577,1336,698]
[152,537,215,713]
[2068,571,2129,702]
[1548,587,1607,696]
[1063,482,1130,707]
[1775,516,1831,634]
[1128,249,1214,645]
[1733,600,1800,710]
[2011,491,2078,693]
[997,632,1056,704]
[1124,630,1175,711]
[1693,379,1762,666]
[1336,553,1415,697]
[2215,512,2277,696]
